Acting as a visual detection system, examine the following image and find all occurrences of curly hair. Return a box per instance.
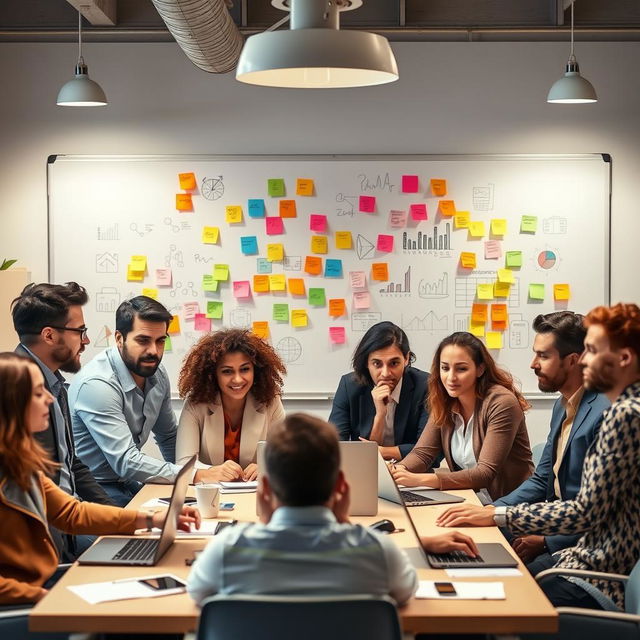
[585,303,640,361]
[178,329,287,406]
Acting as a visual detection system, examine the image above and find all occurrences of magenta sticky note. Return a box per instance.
[377,234,394,252]
[359,195,376,213]
[266,216,284,235]
[329,326,346,344]
[410,203,428,221]
[233,280,251,298]
[194,314,211,332]
[402,175,419,193]
[309,214,327,232]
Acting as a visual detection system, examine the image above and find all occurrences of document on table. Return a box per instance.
[446,568,522,578]
[218,480,258,493]
[67,573,186,604]
[416,581,505,600]
[149,519,220,538]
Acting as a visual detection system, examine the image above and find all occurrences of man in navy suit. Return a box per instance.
[329,321,429,460]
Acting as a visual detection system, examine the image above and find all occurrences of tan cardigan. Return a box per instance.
[401,385,534,501]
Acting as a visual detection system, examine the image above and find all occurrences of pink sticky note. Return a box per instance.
[309,214,327,232]
[484,240,502,259]
[233,280,251,298]
[183,301,200,320]
[402,175,419,193]
[266,216,284,235]
[353,291,371,309]
[329,326,346,344]
[389,210,407,227]
[377,234,394,252]
[194,314,211,332]
[410,203,428,221]
[349,271,366,289]
[156,268,172,286]
[359,195,376,213]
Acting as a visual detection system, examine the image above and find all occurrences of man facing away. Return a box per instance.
[188,412,477,606]
[69,296,180,506]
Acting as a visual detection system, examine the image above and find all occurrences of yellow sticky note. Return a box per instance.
[202,226,219,244]
[296,178,314,196]
[468,221,486,237]
[431,178,447,196]
[554,284,571,300]
[226,205,243,224]
[179,172,196,191]
[176,193,193,211]
[486,331,503,349]
[469,320,485,337]
[529,283,546,300]
[494,281,511,298]
[267,243,284,262]
[311,235,328,254]
[213,264,229,281]
[497,268,515,284]
[291,309,308,328]
[130,255,147,272]
[252,321,269,339]
[269,274,286,291]
[491,219,507,236]
[439,200,456,217]
[454,211,470,229]
[460,252,476,269]
[167,315,181,335]
[288,278,306,295]
[127,266,144,282]
[477,283,494,300]
[335,231,353,249]
[371,263,389,281]
[253,275,270,293]
[142,288,158,300]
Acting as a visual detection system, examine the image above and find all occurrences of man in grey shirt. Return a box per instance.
[69,296,180,506]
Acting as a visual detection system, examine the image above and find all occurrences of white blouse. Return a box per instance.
[450,412,476,470]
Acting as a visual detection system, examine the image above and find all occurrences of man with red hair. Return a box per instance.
[436,303,640,610]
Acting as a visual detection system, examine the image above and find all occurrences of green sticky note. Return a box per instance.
[529,283,545,300]
[206,300,223,319]
[213,264,229,281]
[273,303,289,322]
[267,178,285,197]
[505,251,523,268]
[308,288,326,306]
[520,215,538,233]
[164,335,172,352]
[202,274,219,292]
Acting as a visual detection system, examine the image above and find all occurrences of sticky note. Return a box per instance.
[472,304,488,324]
[213,264,229,281]
[304,256,322,275]
[460,252,476,269]
[324,259,343,278]
[183,301,200,320]
[130,255,147,272]
[257,258,272,274]
[127,266,144,282]
[454,211,470,229]
[273,303,289,322]
[176,193,193,211]
[309,214,327,232]
[225,205,243,224]
[156,268,172,286]
[179,172,196,191]
[521,215,538,233]
[497,268,514,284]
[486,331,503,349]
[491,304,508,323]
[402,175,419,193]
[494,281,511,298]
[164,335,172,352]
[492,320,508,331]
[350,271,366,289]
[329,299,346,317]
[253,275,270,293]
[335,231,353,249]
[529,283,545,300]
[491,219,507,236]
[248,199,265,218]
[389,210,408,227]
[329,326,346,344]
[311,235,328,254]
[240,236,258,255]
[269,274,286,291]
[377,234,394,253]
[266,216,284,235]
[468,221,486,238]
[168,315,181,334]
[194,314,211,332]
[505,251,523,268]
[206,301,223,319]
[469,321,485,337]
[430,179,447,196]
[484,240,502,259]
[288,278,306,295]
[309,288,326,306]
[202,226,219,244]
[439,200,456,217]
[279,200,297,218]
[267,243,284,262]
[353,291,371,309]
[359,195,376,213]
[296,178,314,196]
[554,284,571,300]
[202,275,218,291]
[410,204,428,221]
[267,178,285,197]
[371,263,389,281]
[252,321,269,339]
[477,283,494,300]
[233,281,251,298]
[142,288,158,300]
[291,309,308,328]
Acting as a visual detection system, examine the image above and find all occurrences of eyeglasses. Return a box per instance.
[48,326,89,340]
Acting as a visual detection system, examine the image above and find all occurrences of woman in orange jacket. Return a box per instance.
[0,352,200,606]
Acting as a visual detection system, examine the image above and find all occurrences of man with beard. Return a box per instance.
[11,281,115,558]
[436,303,640,610]
[69,296,180,506]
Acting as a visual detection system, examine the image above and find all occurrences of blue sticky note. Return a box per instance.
[248,199,266,218]
[324,259,343,278]
[257,258,272,274]
[240,236,258,255]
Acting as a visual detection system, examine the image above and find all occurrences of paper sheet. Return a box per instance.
[415,581,505,600]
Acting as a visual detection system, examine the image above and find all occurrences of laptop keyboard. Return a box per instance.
[401,490,436,506]
[426,550,484,565]
[112,538,159,562]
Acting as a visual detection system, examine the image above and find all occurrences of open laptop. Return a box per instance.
[78,455,196,566]
[256,440,378,516]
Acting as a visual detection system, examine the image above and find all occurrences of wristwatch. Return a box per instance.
[493,506,508,527]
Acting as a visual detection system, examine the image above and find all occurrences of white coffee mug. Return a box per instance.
[195,484,220,518]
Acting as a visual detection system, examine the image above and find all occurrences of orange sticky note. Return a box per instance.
[329,299,346,317]
[252,321,269,339]
[472,304,488,324]
[554,284,571,300]
[460,252,476,269]
[431,179,447,196]
[335,231,352,249]
[279,200,297,218]
[439,200,456,217]
[311,235,328,254]
[371,263,389,281]
[491,304,508,323]
[288,278,306,295]
[304,256,323,275]
[253,275,270,293]
[296,179,314,196]
[176,193,193,211]
[167,315,181,335]
[178,172,196,190]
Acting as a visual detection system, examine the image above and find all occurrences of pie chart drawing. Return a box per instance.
[537,250,557,270]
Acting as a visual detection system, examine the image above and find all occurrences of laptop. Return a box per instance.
[256,440,379,516]
[78,455,196,566]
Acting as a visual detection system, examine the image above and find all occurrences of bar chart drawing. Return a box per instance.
[97,223,118,241]
[380,266,411,294]
[402,311,449,332]
[402,224,451,251]
[418,272,449,299]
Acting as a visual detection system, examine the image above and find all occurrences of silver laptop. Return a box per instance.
[256,440,378,516]
[78,455,196,566]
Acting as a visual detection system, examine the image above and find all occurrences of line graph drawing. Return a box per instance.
[401,311,448,332]
[418,272,449,299]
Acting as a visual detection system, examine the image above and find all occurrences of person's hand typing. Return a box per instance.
[421,531,479,557]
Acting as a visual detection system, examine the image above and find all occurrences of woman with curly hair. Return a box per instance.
[176,329,287,484]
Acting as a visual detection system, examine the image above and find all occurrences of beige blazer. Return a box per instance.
[176,393,285,469]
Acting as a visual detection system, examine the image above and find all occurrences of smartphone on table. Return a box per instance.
[158,496,197,505]
[138,575,187,591]
[434,582,457,596]
[214,519,238,535]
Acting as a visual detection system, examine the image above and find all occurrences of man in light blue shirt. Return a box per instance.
[69,296,180,506]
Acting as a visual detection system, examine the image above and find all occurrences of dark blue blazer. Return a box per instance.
[328,366,429,458]
[494,388,610,554]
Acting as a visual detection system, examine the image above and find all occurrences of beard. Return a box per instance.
[53,343,82,373]
[582,354,617,393]
[121,343,160,378]
[535,371,567,393]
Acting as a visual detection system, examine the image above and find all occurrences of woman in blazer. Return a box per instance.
[176,329,287,484]
[393,332,533,502]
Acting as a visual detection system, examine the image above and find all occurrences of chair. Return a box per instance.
[196,594,403,640]
[531,442,546,467]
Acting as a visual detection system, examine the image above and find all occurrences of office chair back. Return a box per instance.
[197,593,403,640]
[625,556,640,615]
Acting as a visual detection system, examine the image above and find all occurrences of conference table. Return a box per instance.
[30,484,557,636]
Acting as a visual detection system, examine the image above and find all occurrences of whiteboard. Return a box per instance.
[48,154,610,396]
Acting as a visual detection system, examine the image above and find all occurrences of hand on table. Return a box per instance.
[391,466,438,488]
[436,504,495,528]
[194,460,244,484]
[421,531,479,557]
[243,463,258,482]
[512,535,545,563]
